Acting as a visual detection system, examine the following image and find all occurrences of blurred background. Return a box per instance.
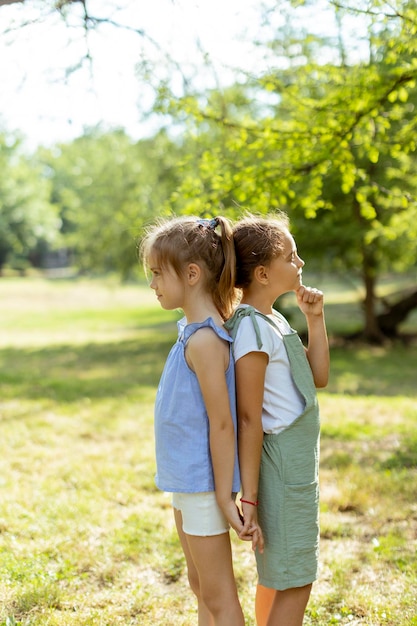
[1,0,416,342]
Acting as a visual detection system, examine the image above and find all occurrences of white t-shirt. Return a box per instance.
[233,307,305,434]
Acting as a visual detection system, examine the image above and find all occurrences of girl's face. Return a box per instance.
[148,256,185,310]
[267,230,304,295]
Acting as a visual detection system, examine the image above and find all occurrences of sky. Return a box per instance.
[0,0,268,148]
[0,0,364,150]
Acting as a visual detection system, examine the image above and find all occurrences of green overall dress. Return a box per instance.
[225,306,320,590]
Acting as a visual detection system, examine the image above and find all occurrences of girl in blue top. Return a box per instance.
[225,213,329,626]
[141,216,252,626]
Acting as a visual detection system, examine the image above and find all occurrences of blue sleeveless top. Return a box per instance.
[154,317,240,493]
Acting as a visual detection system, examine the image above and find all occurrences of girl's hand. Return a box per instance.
[238,502,264,553]
[296,285,324,317]
[220,499,245,537]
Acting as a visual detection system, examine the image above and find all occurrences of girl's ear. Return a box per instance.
[186,263,201,285]
[254,265,269,285]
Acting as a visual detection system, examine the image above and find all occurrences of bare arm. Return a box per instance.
[235,351,267,552]
[295,285,330,388]
[186,328,244,536]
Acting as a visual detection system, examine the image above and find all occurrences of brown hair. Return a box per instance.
[141,216,237,319]
[233,213,290,289]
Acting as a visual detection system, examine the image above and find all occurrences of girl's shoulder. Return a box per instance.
[225,305,294,352]
[180,316,232,345]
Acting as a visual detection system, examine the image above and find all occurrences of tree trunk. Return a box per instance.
[377,289,417,337]
[361,242,385,343]
[363,269,385,342]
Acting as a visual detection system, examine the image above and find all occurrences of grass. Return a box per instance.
[0,275,416,625]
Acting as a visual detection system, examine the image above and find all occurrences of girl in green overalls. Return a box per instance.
[226,213,330,626]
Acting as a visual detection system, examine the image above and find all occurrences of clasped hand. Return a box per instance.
[223,499,264,553]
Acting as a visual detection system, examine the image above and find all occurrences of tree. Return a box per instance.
[2,0,416,339]
[0,131,60,273]
[38,127,184,277]
[150,0,417,341]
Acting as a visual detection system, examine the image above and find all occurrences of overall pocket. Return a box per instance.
[283,480,319,576]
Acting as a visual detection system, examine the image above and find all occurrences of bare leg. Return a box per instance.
[174,508,214,626]
[256,584,275,626]
[186,532,245,626]
[174,507,244,625]
[266,584,312,626]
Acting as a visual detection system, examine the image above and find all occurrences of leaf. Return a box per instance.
[368,147,379,164]
[398,87,409,103]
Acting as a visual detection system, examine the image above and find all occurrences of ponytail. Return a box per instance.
[214,216,237,320]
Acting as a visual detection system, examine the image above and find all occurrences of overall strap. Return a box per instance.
[224,306,284,351]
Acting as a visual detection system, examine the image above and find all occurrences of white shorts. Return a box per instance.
[172,491,230,536]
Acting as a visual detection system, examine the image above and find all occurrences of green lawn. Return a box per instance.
[0,276,416,625]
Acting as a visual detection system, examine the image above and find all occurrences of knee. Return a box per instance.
[200,589,223,616]
[187,569,202,599]
[188,574,222,616]
[188,576,223,617]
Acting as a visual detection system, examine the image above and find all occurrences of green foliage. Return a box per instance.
[2,1,417,340]
[0,132,60,270]
[37,127,183,277]
[149,0,417,338]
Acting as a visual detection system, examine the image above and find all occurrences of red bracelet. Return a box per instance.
[240,497,259,506]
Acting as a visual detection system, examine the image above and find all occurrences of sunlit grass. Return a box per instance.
[0,276,416,625]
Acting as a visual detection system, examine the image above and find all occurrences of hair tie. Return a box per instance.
[196,217,219,230]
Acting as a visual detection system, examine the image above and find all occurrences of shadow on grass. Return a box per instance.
[0,330,176,403]
[326,343,417,397]
[380,434,417,469]
[2,319,417,403]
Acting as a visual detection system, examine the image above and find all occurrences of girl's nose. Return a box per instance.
[298,256,305,268]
